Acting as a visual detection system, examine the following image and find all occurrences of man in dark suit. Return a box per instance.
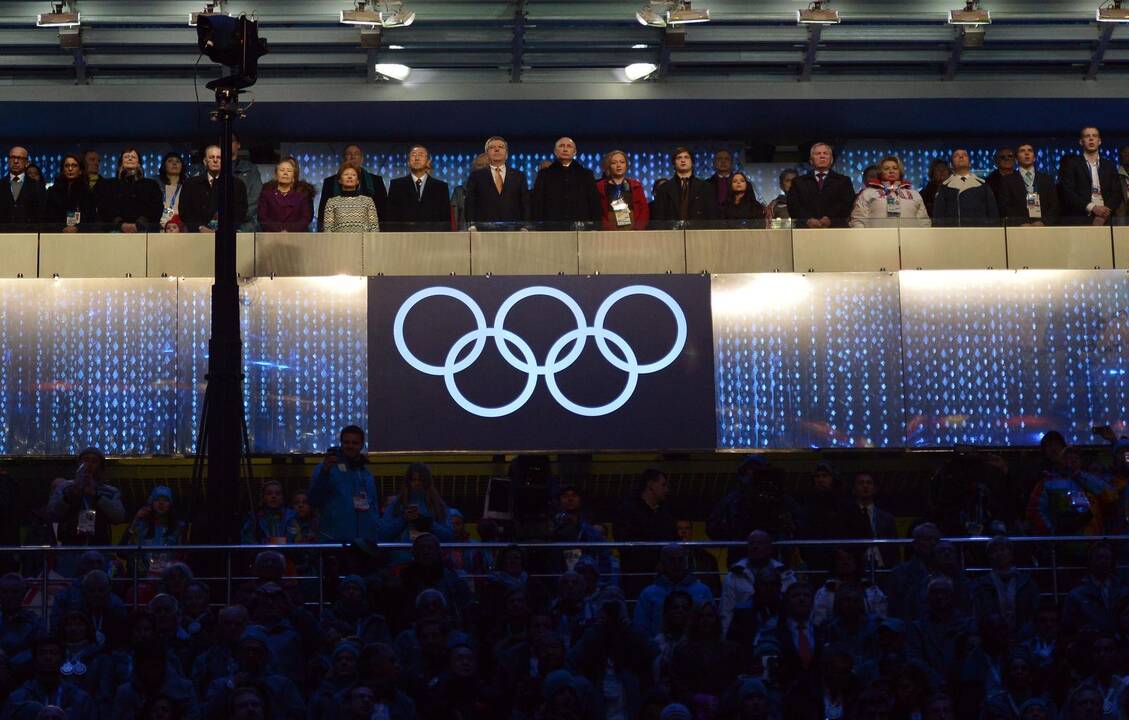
[768,582,827,691]
[0,146,46,230]
[1058,125,1123,225]
[179,144,248,232]
[465,136,529,227]
[705,149,735,211]
[997,143,1060,226]
[651,147,718,227]
[841,472,898,570]
[530,137,601,228]
[384,145,451,231]
[785,142,855,228]
[317,144,388,230]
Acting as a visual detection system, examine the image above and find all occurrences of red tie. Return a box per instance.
[796,623,813,668]
[816,172,826,190]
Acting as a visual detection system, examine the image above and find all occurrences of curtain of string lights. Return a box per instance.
[0,270,1126,455]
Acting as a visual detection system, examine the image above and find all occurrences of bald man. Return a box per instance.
[0,145,46,229]
[530,136,602,228]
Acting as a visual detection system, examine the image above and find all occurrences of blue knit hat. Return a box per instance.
[149,485,173,504]
[333,641,361,659]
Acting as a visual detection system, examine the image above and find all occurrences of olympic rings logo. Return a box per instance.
[392,285,688,418]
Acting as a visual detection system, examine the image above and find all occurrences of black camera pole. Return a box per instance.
[189,85,253,544]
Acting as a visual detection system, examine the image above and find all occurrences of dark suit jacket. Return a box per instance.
[997,170,1060,225]
[841,503,899,568]
[769,619,828,691]
[706,173,733,209]
[0,175,46,229]
[786,171,855,228]
[530,160,602,226]
[318,170,387,231]
[464,166,529,225]
[179,174,248,232]
[651,175,719,226]
[1058,154,1124,220]
[384,174,451,230]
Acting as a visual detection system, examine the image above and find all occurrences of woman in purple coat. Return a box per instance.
[257,156,315,231]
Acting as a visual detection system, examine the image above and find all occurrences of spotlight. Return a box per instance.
[341,0,414,28]
[797,0,840,25]
[625,62,658,81]
[668,2,710,25]
[373,62,411,80]
[636,2,669,27]
[949,0,990,26]
[189,1,228,28]
[1097,0,1129,23]
[37,1,80,28]
[636,1,709,27]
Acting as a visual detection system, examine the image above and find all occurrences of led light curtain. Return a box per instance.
[0,271,1126,454]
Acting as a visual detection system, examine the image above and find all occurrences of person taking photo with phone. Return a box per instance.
[307,425,380,542]
[47,447,125,547]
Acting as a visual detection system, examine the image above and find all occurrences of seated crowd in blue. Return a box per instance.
[0,424,1126,719]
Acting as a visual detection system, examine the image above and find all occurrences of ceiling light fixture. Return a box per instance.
[37,1,80,28]
[1097,0,1129,23]
[189,1,227,28]
[625,62,658,80]
[797,0,840,25]
[635,1,709,28]
[948,0,990,26]
[342,0,414,28]
[668,2,710,25]
[373,62,411,80]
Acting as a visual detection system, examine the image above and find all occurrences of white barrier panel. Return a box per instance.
[147,232,255,278]
[685,229,793,273]
[0,234,38,278]
[792,228,900,272]
[1006,225,1114,269]
[1113,227,1129,270]
[470,231,578,275]
[39,233,146,278]
[578,230,686,275]
[363,232,471,276]
[899,227,1007,270]
[257,232,362,276]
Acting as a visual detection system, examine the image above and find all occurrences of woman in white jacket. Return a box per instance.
[850,155,930,228]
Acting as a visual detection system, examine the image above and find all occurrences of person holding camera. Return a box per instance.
[307,425,380,543]
[378,463,454,567]
[47,448,126,547]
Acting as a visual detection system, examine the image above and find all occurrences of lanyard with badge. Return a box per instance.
[1089,160,1104,209]
[76,466,98,536]
[160,184,182,226]
[1022,172,1042,219]
[883,184,902,217]
[607,182,633,227]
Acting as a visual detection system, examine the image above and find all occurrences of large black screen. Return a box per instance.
[369,274,716,451]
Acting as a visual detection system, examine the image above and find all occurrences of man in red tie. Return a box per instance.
[764,581,825,689]
[784,141,856,228]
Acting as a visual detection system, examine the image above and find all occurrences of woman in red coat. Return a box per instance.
[595,150,650,230]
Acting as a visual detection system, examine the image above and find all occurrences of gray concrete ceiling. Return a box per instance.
[0,0,1127,97]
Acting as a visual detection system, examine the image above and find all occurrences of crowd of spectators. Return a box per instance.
[0,424,1126,719]
[2,125,1129,235]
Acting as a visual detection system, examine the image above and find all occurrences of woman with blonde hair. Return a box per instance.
[595,150,650,230]
[850,155,929,228]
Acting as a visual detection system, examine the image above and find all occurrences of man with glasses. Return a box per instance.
[0,146,46,230]
[985,147,1016,202]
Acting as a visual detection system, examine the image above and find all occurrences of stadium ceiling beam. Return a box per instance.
[943,30,964,81]
[1086,23,1116,81]
[510,0,526,83]
[799,25,820,82]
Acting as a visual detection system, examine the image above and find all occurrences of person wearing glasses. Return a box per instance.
[0,146,46,230]
[45,154,98,232]
[986,147,1017,202]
